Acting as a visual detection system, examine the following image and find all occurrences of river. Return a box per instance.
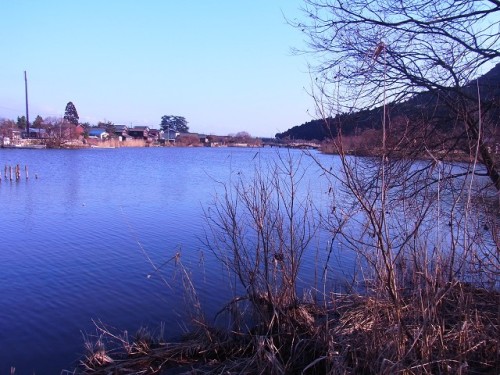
[0,147,343,374]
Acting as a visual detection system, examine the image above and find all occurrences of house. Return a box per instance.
[160,129,179,144]
[88,128,109,140]
[206,135,230,147]
[147,128,163,142]
[25,127,48,139]
[180,132,209,144]
[128,126,150,140]
[198,134,209,144]
[114,125,128,137]
[11,130,21,140]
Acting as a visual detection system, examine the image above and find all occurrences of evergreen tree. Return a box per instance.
[160,115,189,133]
[64,102,79,125]
[16,116,26,129]
[33,115,44,128]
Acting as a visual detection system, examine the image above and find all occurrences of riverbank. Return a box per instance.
[1,138,262,149]
[77,281,499,374]
[319,142,489,163]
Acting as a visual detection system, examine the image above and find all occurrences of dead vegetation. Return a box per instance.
[78,150,499,374]
[78,282,498,374]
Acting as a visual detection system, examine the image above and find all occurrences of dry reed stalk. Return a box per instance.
[77,282,498,374]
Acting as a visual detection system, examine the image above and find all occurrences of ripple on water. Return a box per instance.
[0,147,338,374]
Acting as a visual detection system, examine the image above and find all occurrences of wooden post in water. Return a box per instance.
[25,165,29,179]
[9,166,12,181]
[4,165,7,178]
[16,164,20,181]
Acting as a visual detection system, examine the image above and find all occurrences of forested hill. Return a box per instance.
[276,63,500,141]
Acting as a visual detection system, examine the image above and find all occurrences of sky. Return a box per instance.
[0,0,316,137]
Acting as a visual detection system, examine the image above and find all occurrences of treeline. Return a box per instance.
[276,63,500,146]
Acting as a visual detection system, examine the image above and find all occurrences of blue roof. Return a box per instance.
[89,128,107,136]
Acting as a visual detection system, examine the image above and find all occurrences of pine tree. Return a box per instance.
[64,102,79,125]
[33,115,44,128]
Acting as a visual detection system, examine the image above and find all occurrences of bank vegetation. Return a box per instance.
[76,0,499,373]
[77,145,498,374]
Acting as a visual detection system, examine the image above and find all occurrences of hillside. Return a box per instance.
[276,63,500,141]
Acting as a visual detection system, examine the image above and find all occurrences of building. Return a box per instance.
[147,128,163,142]
[128,126,150,140]
[88,128,109,140]
[114,125,129,137]
[25,127,48,139]
[160,129,180,144]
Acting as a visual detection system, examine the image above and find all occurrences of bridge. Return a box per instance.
[261,140,321,150]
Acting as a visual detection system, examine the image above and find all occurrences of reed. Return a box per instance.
[78,284,498,374]
[78,150,499,374]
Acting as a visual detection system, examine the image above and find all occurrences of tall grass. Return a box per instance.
[77,147,498,374]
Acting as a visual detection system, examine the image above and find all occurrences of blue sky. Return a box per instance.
[0,1,315,137]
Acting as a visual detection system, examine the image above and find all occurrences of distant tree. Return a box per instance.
[235,131,251,140]
[42,117,64,139]
[42,116,62,127]
[64,102,79,125]
[97,121,113,127]
[230,131,261,146]
[60,119,78,140]
[16,116,26,129]
[98,121,115,136]
[33,115,44,128]
[0,119,16,137]
[177,133,200,146]
[160,115,189,133]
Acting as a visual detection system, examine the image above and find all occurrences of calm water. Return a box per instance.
[0,147,341,374]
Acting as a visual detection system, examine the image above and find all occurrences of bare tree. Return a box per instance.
[0,119,17,138]
[203,152,318,335]
[288,1,500,372]
[294,0,500,189]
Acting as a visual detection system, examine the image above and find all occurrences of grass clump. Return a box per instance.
[78,285,499,374]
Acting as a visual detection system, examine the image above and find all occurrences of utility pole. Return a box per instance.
[24,71,30,137]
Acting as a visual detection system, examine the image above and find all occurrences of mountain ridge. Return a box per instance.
[276,63,500,141]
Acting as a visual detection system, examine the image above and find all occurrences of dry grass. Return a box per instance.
[86,139,147,148]
[326,283,499,374]
[77,151,499,374]
[78,281,499,374]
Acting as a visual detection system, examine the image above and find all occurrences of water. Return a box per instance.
[0,147,339,374]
